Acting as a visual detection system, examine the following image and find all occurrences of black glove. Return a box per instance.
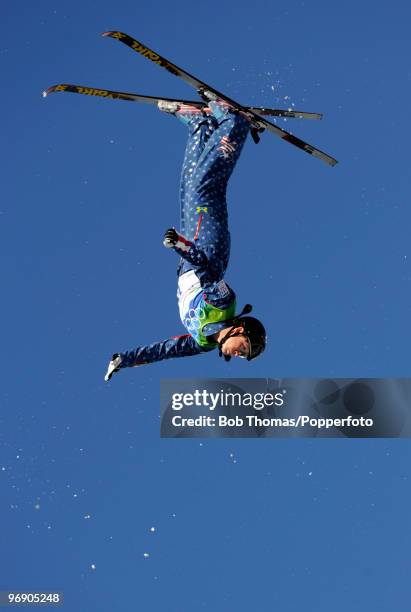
[163,227,179,248]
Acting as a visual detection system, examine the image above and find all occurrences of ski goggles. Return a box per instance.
[218,331,251,361]
[236,336,252,359]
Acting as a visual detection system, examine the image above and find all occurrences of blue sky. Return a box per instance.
[2,0,411,610]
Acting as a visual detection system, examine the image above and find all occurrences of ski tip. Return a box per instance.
[101,31,113,37]
[42,87,52,98]
[327,157,338,167]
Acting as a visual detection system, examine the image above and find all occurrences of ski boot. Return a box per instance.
[198,89,264,142]
[157,100,211,123]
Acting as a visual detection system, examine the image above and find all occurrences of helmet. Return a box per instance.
[217,305,266,362]
[237,316,266,361]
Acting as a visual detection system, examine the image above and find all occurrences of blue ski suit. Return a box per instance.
[120,102,251,368]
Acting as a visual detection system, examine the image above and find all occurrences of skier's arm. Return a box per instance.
[163,228,208,267]
[122,333,208,365]
[105,334,210,380]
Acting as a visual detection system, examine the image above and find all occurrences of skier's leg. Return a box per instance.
[178,111,218,235]
[158,101,216,235]
[194,101,251,202]
[180,107,251,277]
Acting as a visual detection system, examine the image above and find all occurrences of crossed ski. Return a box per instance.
[43,31,337,166]
[43,84,322,120]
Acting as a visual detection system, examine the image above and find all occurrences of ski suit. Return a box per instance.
[120,102,250,367]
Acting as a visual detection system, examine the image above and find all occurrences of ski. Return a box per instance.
[101,31,337,166]
[43,83,322,120]
[249,107,321,120]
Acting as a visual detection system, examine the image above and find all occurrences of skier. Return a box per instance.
[105,95,266,381]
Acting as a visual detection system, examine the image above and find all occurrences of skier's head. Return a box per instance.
[217,306,266,362]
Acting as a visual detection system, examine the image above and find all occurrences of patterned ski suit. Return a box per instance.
[120,102,250,368]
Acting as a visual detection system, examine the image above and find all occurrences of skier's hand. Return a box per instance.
[163,228,179,248]
[104,353,122,382]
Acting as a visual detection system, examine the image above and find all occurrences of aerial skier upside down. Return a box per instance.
[105,95,267,381]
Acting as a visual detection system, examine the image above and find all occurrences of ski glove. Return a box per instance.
[163,228,179,248]
[163,228,208,268]
[104,353,123,382]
